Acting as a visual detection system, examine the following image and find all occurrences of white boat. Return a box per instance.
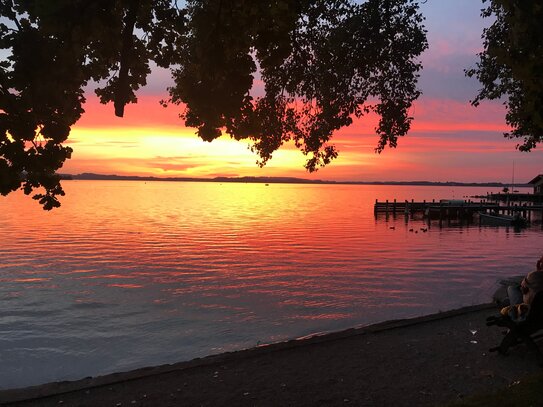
[479,212,528,228]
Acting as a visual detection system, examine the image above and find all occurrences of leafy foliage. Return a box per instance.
[0,0,427,209]
[168,0,428,170]
[0,0,181,208]
[467,0,543,152]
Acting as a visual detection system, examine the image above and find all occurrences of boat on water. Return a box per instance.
[479,212,528,228]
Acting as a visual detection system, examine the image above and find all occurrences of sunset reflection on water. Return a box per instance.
[0,181,541,388]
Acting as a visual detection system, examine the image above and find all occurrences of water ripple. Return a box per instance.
[0,182,540,388]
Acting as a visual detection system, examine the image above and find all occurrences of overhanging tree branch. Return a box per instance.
[114,0,141,117]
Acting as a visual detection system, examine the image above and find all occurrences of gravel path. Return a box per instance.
[1,304,541,407]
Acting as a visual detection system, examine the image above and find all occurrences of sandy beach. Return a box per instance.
[1,303,541,407]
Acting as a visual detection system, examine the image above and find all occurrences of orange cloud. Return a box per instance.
[66,94,541,183]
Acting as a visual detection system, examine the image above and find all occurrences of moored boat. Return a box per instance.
[478,212,528,228]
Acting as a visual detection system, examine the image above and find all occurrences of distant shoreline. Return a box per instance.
[59,172,528,188]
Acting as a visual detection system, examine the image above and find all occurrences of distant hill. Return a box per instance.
[66,172,200,182]
[58,172,528,187]
[212,176,326,184]
[65,173,326,184]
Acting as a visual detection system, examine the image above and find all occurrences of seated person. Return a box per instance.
[503,256,543,322]
[507,256,543,305]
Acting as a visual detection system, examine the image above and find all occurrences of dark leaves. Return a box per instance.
[1,0,428,209]
[467,0,543,152]
[167,0,427,171]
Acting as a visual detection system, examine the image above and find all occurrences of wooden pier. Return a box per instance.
[374,199,543,226]
[483,192,543,204]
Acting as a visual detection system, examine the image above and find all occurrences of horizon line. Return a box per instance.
[59,172,530,188]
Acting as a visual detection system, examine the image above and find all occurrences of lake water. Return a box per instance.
[1,181,541,389]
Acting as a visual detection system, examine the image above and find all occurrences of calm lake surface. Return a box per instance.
[1,181,541,388]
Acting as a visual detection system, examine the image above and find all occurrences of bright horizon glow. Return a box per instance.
[64,0,543,184]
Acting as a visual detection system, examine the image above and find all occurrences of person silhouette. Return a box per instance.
[507,255,543,304]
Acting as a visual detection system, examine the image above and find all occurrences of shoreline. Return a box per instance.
[5,302,541,406]
[62,173,521,188]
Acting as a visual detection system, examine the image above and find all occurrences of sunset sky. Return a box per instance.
[65,0,543,184]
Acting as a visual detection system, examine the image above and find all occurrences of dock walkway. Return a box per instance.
[374,199,543,225]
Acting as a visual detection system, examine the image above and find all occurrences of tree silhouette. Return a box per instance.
[0,0,427,209]
[467,0,543,153]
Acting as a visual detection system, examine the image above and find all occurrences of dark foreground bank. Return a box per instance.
[1,304,541,407]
